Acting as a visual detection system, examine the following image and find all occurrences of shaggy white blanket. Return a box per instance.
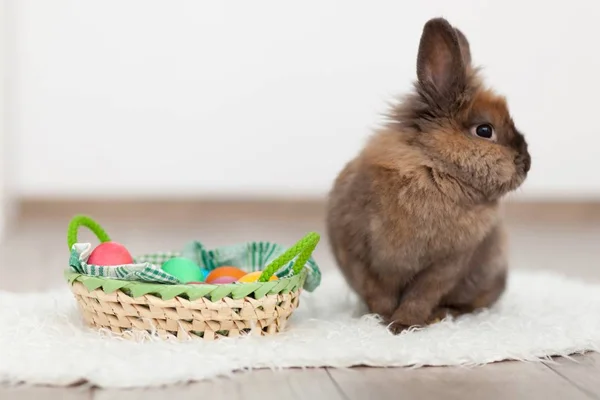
[0,270,599,388]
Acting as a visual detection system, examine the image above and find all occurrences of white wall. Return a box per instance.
[0,0,9,239]
[9,0,600,200]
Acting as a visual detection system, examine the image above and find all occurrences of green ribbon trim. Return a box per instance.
[65,270,307,301]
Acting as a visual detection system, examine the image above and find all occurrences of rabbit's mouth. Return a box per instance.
[447,161,528,203]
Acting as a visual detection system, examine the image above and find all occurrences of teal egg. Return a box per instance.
[200,269,209,281]
[161,257,203,283]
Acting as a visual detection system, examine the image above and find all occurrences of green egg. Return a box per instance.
[161,257,203,283]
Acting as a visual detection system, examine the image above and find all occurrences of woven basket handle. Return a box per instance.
[67,215,111,250]
[258,232,320,282]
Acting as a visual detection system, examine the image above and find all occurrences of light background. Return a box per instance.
[4,0,599,200]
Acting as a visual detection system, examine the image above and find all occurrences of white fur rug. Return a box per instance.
[1,270,599,388]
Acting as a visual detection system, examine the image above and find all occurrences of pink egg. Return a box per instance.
[209,276,238,284]
[88,242,134,266]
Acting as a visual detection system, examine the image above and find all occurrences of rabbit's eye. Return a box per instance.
[470,124,496,141]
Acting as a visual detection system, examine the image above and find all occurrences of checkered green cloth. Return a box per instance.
[69,243,179,284]
[69,239,322,291]
[178,240,321,291]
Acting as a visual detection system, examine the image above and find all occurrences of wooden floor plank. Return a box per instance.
[327,363,594,400]
[93,368,345,400]
[1,201,599,399]
[544,352,600,399]
[0,384,92,400]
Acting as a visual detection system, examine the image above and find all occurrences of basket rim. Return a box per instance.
[65,269,307,302]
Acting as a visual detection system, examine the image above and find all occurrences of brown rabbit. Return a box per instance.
[326,17,530,333]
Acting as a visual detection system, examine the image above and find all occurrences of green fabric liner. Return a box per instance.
[65,269,307,301]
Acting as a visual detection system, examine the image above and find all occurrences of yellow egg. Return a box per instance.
[237,271,278,283]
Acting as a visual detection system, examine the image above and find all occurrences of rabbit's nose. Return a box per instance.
[515,153,531,174]
[523,155,531,173]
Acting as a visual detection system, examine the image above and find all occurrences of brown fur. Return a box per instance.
[326,18,530,333]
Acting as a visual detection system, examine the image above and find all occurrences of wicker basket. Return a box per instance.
[65,216,320,340]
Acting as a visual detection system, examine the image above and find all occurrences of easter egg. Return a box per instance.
[205,266,246,283]
[199,269,209,281]
[161,257,203,283]
[237,271,278,283]
[87,242,134,266]
[209,276,238,284]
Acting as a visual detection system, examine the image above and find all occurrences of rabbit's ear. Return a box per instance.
[454,28,471,67]
[416,18,467,102]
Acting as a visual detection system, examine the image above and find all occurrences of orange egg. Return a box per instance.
[205,266,246,283]
[237,271,278,283]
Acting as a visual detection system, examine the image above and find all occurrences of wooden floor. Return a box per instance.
[1,200,600,399]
